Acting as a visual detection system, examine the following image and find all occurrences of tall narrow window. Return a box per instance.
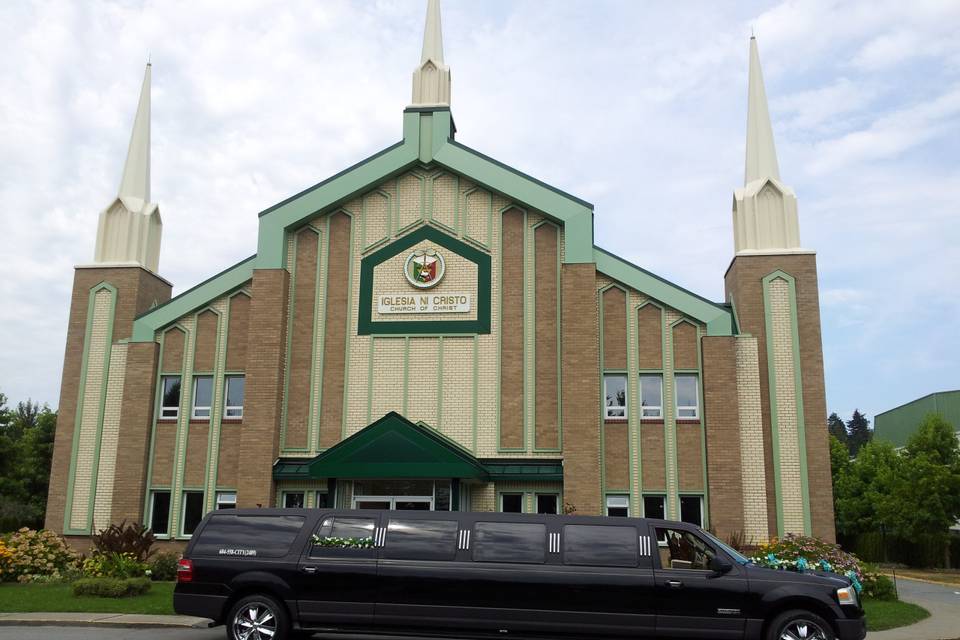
[160,376,181,419]
[643,495,666,519]
[639,375,662,418]
[606,495,629,517]
[148,490,171,536]
[181,491,205,536]
[680,495,703,527]
[224,375,245,418]
[675,374,699,419]
[604,374,627,419]
[192,376,213,419]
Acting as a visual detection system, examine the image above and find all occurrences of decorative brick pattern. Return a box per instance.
[499,208,525,450]
[193,310,218,373]
[470,482,496,512]
[672,322,699,370]
[702,336,743,539]
[602,287,627,370]
[736,336,769,543]
[603,423,630,490]
[676,422,704,491]
[93,342,126,531]
[641,423,666,490]
[183,424,209,488]
[151,424,176,485]
[318,212,351,449]
[407,338,440,427]
[217,425,241,487]
[238,269,290,508]
[225,293,250,372]
[561,263,601,515]
[161,328,185,373]
[637,304,663,370]
[285,228,320,450]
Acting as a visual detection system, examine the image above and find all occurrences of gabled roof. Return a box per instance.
[304,412,489,480]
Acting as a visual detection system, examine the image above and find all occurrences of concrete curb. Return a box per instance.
[0,612,212,629]
[881,573,960,590]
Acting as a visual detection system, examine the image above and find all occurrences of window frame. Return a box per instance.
[674,373,700,419]
[639,374,663,419]
[159,376,181,420]
[215,491,237,510]
[642,494,666,519]
[180,491,205,538]
[223,375,245,419]
[535,493,559,514]
[605,494,630,517]
[148,490,171,538]
[314,490,330,509]
[191,375,213,420]
[282,491,306,509]
[499,493,524,513]
[679,494,704,527]
[603,373,627,420]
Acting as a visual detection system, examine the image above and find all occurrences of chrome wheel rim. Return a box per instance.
[780,618,829,640]
[233,602,277,640]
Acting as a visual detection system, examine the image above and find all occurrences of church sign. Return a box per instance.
[378,293,470,314]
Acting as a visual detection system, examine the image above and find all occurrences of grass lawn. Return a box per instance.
[0,581,175,615]
[863,598,930,631]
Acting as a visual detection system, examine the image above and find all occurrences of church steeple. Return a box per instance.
[745,37,780,185]
[93,62,163,273]
[732,37,802,254]
[411,0,451,107]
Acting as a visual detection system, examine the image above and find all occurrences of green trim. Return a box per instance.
[357,225,491,335]
[339,210,356,442]
[132,256,255,342]
[63,282,118,535]
[202,304,229,513]
[310,224,327,453]
[593,247,732,336]
[762,270,812,537]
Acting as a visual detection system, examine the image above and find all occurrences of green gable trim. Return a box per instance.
[357,226,491,335]
[304,412,489,480]
[593,246,734,336]
[130,255,256,342]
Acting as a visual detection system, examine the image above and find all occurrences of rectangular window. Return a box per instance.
[181,491,205,537]
[500,493,523,513]
[283,492,305,509]
[160,376,181,419]
[383,518,459,561]
[680,495,703,527]
[606,495,629,517]
[315,491,329,509]
[656,527,715,570]
[473,522,546,564]
[675,374,699,419]
[224,375,245,419]
[563,525,638,567]
[216,492,237,510]
[604,374,627,419]
[148,490,171,536]
[310,516,376,557]
[192,514,304,558]
[192,376,213,419]
[643,495,666,520]
[640,375,663,418]
[536,494,558,514]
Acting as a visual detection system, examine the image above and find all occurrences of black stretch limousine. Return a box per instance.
[173,509,865,640]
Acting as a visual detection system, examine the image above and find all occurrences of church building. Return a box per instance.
[45,0,835,547]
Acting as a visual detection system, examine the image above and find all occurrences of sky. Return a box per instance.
[0,0,958,425]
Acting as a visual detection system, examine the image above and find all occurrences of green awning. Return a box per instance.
[272,412,563,483]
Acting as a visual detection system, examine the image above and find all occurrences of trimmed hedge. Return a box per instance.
[844,532,958,569]
[72,577,152,598]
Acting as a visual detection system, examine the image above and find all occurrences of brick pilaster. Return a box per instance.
[560,263,601,515]
[237,268,290,508]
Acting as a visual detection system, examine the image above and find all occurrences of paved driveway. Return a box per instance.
[868,577,960,640]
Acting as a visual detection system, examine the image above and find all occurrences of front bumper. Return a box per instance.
[835,615,867,640]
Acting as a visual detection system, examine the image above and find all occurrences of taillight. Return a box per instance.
[177,558,193,583]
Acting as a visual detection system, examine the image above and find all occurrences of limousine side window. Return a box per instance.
[563,525,638,567]
[473,522,546,564]
[309,516,377,557]
[192,514,305,558]
[383,518,458,561]
[656,527,716,570]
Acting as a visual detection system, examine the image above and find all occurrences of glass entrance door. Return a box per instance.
[350,479,450,511]
[352,496,433,510]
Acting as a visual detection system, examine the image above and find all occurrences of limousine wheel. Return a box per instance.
[227,593,290,640]
[767,609,835,640]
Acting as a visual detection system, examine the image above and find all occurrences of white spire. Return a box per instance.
[411,0,451,107]
[744,37,780,185]
[118,63,151,206]
[92,62,163,273]
[732,37,805,255]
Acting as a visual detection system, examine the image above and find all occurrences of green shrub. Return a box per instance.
[72,577,152,598]
[81,552,150,579]
[148,551,179,581]
[91,521,155,562]
[860,565,897,601]
[0,528,78,582]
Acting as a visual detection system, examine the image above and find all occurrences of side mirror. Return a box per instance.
[709,556,733,575]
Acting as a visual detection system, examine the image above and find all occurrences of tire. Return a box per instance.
[225,593,291,640]
[766,609,836,640]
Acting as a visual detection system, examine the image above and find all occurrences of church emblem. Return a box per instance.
[404,249,445,288]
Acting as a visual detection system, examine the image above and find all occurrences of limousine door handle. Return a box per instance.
[665,580,684,589]
[301,566,317,574]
